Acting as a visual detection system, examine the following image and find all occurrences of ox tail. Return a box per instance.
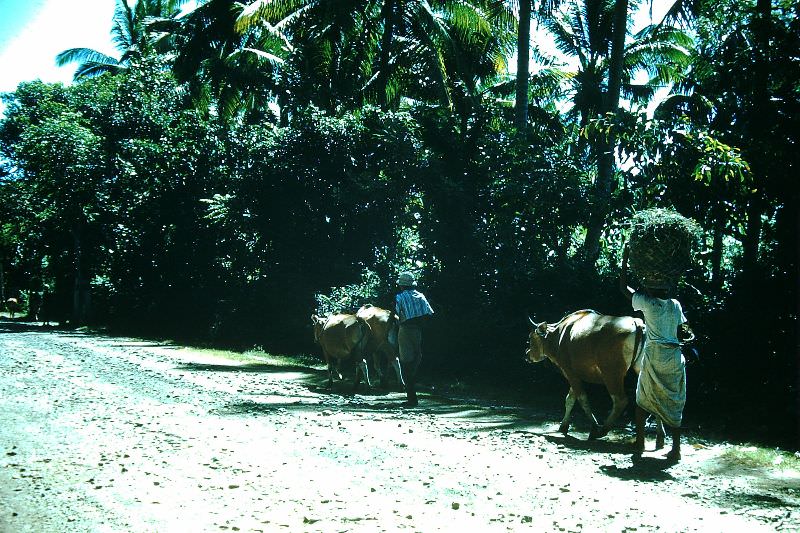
[630,319,646,373]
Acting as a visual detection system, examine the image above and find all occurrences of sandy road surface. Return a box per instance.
[0,322,798,532]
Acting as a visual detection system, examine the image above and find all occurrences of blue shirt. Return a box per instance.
[395,289,434,323]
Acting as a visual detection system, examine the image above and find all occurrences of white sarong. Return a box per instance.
[635,341,686,428]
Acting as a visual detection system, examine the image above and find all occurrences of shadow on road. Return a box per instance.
[544,433,634,456]
[178,362,322,375]
[0,320,64,333]
[175,357,614,441]
[599,456,676,482]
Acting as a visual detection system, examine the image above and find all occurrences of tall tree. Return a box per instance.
[515,0,563,130]
[582,0,628,261]
[160,0,288,119]
[543,0,692,261]
[515,0,532,128]
[56,0,183,80]
[235,0,515,112]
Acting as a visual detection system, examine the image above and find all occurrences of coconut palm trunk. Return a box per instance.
[377,0,398,109]
[582,0,628,262]
[515,0,531,129]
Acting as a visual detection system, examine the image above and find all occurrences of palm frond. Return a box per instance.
[56,48,120,68]
[654,92,714,123]
[236,0,312,33]
[72,61,126,80]
[236,47,285,67]
[111,0,136,52]
[658,0,696,28]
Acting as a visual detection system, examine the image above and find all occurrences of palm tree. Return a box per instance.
[543,0,692,259]
[514,0,563,130]
[515,0,532,128]
[158,0,288,119]
[235,0,515,113]
[56,0,183,80]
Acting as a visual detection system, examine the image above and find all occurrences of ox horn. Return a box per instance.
[528,315,536,327]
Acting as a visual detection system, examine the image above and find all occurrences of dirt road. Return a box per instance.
[1,322,797,532]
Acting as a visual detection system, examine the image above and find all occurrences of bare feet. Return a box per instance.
[666,449,681,462]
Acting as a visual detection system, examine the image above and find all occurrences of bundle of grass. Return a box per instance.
[628,208,702,289]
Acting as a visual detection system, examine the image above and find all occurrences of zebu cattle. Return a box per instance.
[5,298,20,319]
[312,313,372,390]
[526,309,646,439]
[356,304,404,388]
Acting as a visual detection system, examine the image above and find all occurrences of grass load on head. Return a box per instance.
[628,208,702,289]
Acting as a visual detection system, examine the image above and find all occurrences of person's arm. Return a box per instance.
[619,244,635,302]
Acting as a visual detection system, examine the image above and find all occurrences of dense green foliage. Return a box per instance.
[0,0,796,446]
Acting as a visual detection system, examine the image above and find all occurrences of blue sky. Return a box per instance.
[0,0,117,96]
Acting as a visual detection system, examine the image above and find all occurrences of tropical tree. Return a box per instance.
[56,0,183,80]
[235,0,516,113]
[514,0,565,130]
[4,90,108,324]
[155,0,288,120]
[541,0,692,260]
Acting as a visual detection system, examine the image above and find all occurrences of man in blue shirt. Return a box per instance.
[395,272,434,407]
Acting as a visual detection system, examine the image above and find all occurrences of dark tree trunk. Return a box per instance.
[515,0,531,129]
[72,228,90,326]
[377,0,397,109]
[742,0,773,272]
[711,211,725,290]
[582,0,628,262]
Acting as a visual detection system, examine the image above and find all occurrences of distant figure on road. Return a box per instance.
[394,272,434,407]
[5,297,21,319]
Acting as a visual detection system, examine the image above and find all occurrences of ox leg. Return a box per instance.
[391,357,405,389]
[372,352,385,388]
[327,361,335,388]
[322,349,334,388]
[575,393,601,439]
[360,359,371,388]
[558,390,578,434]
[353,359,371,392]
[592,393,629,439]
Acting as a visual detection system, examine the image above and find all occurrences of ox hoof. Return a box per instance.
[588,425,608,440]
[633,439,645,455]
[656,436,666,450]
[557,424,570,435]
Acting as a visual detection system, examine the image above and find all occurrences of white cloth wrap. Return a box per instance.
[635,341,686,428]
[631,291,688,428]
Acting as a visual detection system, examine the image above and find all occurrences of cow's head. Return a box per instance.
[525,316,549,363]
[311,314,326,343]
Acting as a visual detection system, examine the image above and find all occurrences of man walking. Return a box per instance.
[395,272,434,407]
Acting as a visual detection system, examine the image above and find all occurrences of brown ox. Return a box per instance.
[5,298,21,319]
[526,309,646,439]
[356,304,404,388]
[312,313,372,390]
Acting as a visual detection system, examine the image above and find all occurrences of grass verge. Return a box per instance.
[719,445,800,473]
